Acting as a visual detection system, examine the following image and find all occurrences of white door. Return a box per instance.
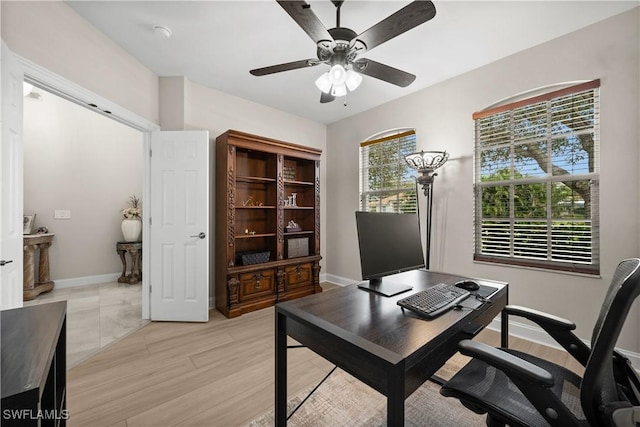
[149,130,209,321]
[0,41,24,310]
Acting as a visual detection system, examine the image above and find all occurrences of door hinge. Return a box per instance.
[149,149,152,157]
[149,217,152,225]
[149,284,152,293]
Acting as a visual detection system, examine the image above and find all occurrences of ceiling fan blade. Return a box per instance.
[277,1,333,45]
[355,1,436,51]
[250,59,320,76]
[354,59,416,87]
[320,92,335,103]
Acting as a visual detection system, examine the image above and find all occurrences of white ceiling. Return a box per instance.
[66,1,637,124]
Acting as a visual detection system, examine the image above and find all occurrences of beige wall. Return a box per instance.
[326,8,640,352]
[1,1,159,124]
[23,89,143,280]
[185,80,328,281]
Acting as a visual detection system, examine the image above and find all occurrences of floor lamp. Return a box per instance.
[404,150,449,270]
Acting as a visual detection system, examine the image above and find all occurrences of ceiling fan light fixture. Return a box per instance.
[315,73,332,94]
[345,70,362,91]
[331,83,347,97]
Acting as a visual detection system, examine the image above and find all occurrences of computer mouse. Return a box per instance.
[455,280,480,291]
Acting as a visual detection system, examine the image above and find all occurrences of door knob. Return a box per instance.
[0,260,14,267]
[190,232,206,239]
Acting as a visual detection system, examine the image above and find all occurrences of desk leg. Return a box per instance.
[501,288,509,348]
[387,363,405,426]
[275,311,287,427]
[501,310,509,348]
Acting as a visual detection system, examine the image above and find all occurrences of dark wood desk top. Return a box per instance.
[1,301,66,399]
[277,269,507,368]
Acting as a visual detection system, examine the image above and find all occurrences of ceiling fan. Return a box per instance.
[250,0,437,104]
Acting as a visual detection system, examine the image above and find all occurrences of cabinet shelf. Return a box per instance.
[285,230,314,236]
[284,179,314,186]
[235,233,277,239]
[237,176,276,184]
[216,130,322,318]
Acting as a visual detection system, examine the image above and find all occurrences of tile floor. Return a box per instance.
[24,281,148,368]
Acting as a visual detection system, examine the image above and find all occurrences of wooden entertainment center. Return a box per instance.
[215,130,322,318]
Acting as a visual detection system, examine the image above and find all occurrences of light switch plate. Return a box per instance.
[54,210,71,219]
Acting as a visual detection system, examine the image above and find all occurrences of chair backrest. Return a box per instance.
[581,258,640,426]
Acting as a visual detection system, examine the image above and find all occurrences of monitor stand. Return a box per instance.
[357,278,413,297]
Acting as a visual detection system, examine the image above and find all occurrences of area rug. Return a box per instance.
[248,367,486,426]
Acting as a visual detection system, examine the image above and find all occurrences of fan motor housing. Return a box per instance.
[317,27,365,64]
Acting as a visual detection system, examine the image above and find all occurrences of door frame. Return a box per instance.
[17,54,160,319]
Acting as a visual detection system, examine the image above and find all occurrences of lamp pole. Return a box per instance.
[404,151,449,270]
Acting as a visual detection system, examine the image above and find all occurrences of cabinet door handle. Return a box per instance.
[190,232,206,239]
[0,260,13,267]
[254,273,264,289]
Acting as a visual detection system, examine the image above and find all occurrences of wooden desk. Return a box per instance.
[23,233,55,301]
[275,269,508,426]
[116,241,142,284]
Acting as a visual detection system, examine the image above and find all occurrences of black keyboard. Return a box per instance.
[397,283,470,319]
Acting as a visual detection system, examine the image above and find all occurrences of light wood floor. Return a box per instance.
[67,285,584,426]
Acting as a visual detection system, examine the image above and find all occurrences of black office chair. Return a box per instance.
[440,258,640,427]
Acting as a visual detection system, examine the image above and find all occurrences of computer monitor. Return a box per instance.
[355,211,425,296]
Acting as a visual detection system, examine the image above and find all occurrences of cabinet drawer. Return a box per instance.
[239,269,275,300]
[285,263,313,289]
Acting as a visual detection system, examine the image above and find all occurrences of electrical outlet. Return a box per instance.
[54,210,71,220]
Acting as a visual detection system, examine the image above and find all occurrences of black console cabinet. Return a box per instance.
[1,301,67,426]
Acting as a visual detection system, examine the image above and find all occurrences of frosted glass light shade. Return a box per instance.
[328,64,347,85]
[345,70,362,91]
[331,83,347,97]
[315,73,332,94]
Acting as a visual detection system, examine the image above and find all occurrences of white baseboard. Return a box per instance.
[54,273,121,289]
[323,273,355,287]
[323,273,640,369]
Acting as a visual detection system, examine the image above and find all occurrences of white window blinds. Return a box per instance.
[474,80,600,274]
[360,130,418,213]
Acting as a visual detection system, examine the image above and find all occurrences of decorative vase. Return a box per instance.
[121,218,142,242]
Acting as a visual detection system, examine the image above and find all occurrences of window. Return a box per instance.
[474,80,600,274]
[360,129,417,213]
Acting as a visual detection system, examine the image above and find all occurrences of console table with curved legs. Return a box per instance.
[23,233,55,301]
[116,241,142,284]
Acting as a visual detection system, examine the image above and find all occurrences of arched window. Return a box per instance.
[359,129,417,213]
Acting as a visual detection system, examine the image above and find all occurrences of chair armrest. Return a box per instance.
[504,305,591,366]
[458,339,554,387]
[504,305,575,330]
